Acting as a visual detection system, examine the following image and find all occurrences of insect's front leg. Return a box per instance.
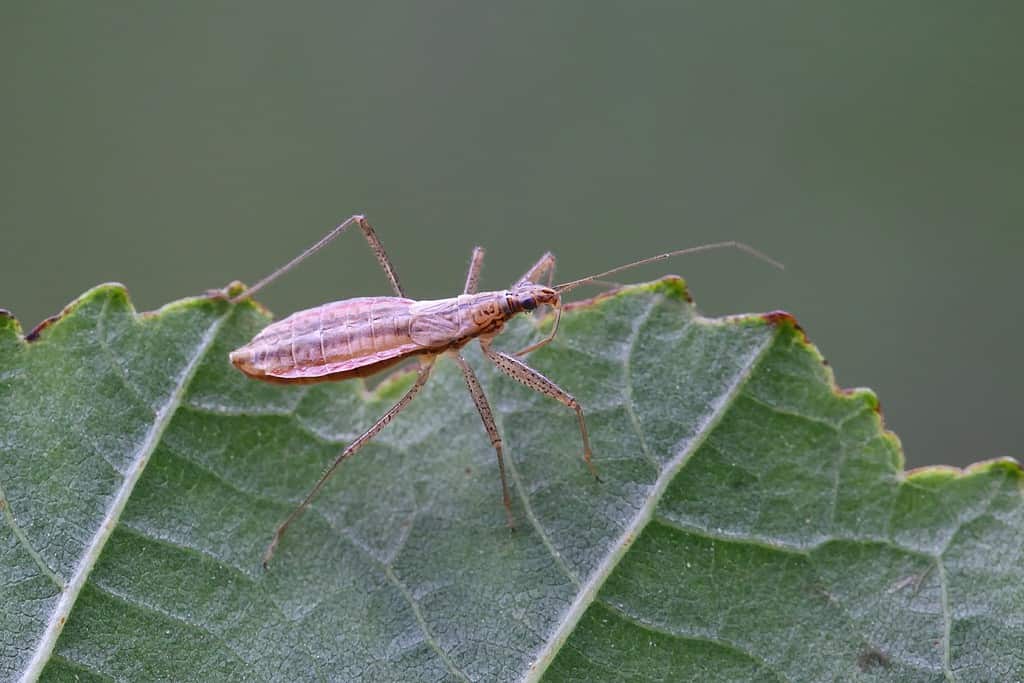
[262,357,434,568]
[452,352,515,529]
[479,340,599,481]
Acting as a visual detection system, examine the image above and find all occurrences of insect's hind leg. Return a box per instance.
[480,340,599,481]
[357,215,405,297]
[262,358,434,568]
[452,352,515,529]
[230,213,406,303]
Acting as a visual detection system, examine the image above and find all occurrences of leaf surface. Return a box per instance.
[1,279,1020,682]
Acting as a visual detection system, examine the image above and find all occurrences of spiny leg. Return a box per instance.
[262,358,434,568]
[463,247,485,295]
[480,340,599,480]
[231,213,405,303]
[452,353,515,528]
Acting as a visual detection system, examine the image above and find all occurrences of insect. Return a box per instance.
[227,214,781,566]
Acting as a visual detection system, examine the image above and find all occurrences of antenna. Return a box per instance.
[555,241,784,294]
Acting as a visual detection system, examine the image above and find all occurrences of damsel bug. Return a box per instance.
[227,215,782,566]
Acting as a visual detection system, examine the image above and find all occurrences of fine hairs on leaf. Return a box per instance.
[1,279,1021,681]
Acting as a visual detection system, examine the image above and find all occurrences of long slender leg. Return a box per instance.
[463,247,485,295]
[231,214,405,303]
[262,358,434,567]
[480,340,599,480]
[516,251,556,286]
[452,353,515,528]
[357,215,405,297]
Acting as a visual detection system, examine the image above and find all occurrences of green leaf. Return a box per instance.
[2,278,1021,682]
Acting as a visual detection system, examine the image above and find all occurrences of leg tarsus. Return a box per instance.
[261,532,280,571]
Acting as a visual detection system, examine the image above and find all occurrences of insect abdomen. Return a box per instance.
[231,297,422,380]
[230,292,512,382]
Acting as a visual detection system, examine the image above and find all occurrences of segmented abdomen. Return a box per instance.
[231,297,420,378]
[230,292,509,382]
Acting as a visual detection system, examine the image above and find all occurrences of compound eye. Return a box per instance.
[521,296,537,311]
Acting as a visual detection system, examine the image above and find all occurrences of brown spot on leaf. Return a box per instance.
[857,647,890,671]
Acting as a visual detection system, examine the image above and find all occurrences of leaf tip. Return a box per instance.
[0,307,23,339]
[647,275,692,303]
[226,280,247,298]
[761,310,807,342]
[22,283,130,343]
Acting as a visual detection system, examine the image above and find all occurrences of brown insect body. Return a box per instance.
[225,214,780,567]
[230,284,557,383]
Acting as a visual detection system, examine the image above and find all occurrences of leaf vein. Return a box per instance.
[0,481,64,590]
[650,511,942,562]
[83,580,259,676]
[622,296,663,471]
[44,654,117,682]
[936,557,955,681]
[596,598,788,682]
[384,564,471,682]
[740,392,841,430]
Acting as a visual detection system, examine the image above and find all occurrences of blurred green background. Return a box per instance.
[2,3,1020,468]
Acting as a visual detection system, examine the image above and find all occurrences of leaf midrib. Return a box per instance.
[524,317,779,681]
[20,305,232,682]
